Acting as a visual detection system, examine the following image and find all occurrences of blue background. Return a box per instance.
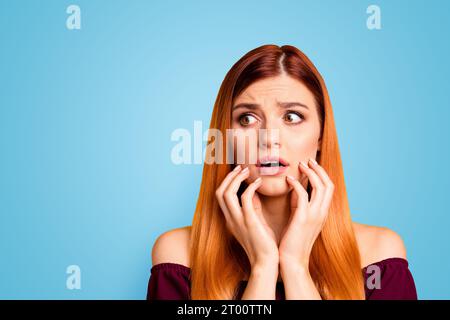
[1,0,449,299]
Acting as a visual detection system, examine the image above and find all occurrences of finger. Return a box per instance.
[299,161,325,209]
[216,165,242,197]
[241,177,263,227]
[307,158,334,188]
[216,165,243,224]
[307,158,335,214]
[252,190,262,212]
[223,166,250,221]
[251,191,266,228]
[285,175,308,213]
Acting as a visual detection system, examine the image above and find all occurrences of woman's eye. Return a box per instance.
[284,112,303,124]
[238,114,257,126]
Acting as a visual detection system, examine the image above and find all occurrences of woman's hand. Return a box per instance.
[279,158,335,270]
[216,165,279,269]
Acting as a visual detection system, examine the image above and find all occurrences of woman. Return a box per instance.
[147,44,418,300]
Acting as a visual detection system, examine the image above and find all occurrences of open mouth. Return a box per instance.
[256,156,289,175]
[258,161,287,168]
[256,156,289,167]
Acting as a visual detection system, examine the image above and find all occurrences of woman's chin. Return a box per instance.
[256,179,291,197]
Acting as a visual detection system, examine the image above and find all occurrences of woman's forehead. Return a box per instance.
[234,76,315,109]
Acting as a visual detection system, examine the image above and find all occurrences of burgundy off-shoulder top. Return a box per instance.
[147,257,417,300]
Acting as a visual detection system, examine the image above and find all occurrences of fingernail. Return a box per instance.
[299,161,308,169]
[242,167,249,173]
[254,177,262,184]
[286,175,295,180]
[233,165,241,172]
[309,158,318,166]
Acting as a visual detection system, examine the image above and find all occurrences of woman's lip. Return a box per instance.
[257,165,289,176]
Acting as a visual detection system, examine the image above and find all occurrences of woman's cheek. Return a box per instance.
[286,140,318,177]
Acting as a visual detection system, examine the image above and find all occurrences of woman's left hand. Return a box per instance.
[278,158,335,269]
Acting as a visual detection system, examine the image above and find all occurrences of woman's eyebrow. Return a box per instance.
[232,103,259,111]
[232,101,309,111]
[278,102,309,110]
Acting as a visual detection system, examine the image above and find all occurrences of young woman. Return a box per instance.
[147,44,418,300]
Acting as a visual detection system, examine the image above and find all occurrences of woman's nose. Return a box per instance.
[259,128,281,149]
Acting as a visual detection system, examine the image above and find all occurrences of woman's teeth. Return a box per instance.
[260,162,284,167]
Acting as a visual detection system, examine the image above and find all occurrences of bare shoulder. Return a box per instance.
[352,221,407,268]
[151,225,192,268]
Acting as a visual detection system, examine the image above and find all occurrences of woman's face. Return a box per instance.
[231,74,322,196]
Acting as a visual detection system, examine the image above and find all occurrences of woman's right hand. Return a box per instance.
[215,165,279,269]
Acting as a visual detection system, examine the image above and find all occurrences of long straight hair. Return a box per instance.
[189,44,365,299]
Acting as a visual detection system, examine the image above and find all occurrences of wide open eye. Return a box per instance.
[284,111,304,124]
[239,113,258,126]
